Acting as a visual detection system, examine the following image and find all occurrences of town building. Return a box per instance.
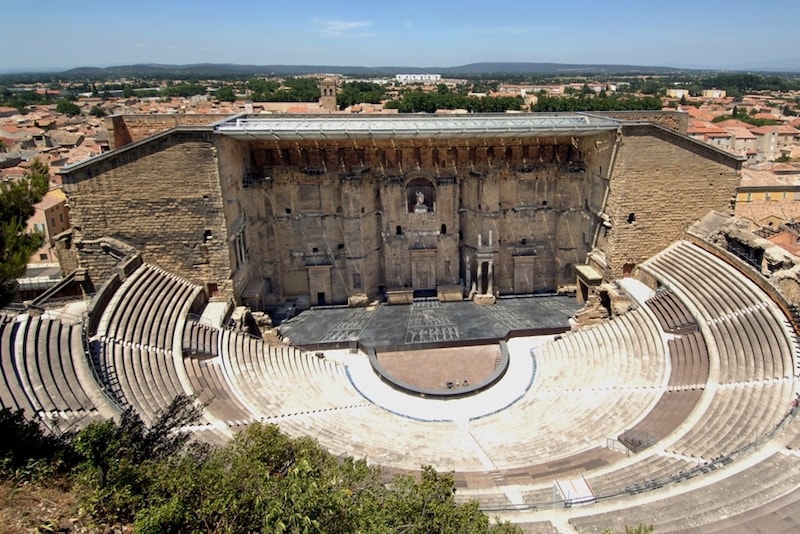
[26,188,71,264]
[395,74,442,84]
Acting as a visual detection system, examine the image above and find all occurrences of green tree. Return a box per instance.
[56,98,81,116]
[215,85,236,102]
[384,466,498,533]
[0,407,74,481]
[89,105,107,117]
[0,159,49,305]
[266,77,320,102]
[337,81,386,109]
[134,423,520,533]
[72,395,201,522]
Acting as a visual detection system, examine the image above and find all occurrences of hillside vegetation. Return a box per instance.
[0,397,520,533]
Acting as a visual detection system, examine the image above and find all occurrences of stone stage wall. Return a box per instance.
[60,114,742,309]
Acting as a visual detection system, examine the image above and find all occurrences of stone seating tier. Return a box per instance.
[646,289,697,334]
[183,319,219,356]
[642,241,794,384]
[0,313,110,428]
[569,452,800,533]
[667,331,709,388]
[184,355,252,428]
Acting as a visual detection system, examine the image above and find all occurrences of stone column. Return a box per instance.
[487,260,494,295]
[464,254,471,290]
[477,261,484,294]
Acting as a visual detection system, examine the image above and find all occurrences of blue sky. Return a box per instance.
[2,0,799,71]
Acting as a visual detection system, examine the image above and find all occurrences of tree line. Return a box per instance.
[386,88,524,113]
[531,94,663,112]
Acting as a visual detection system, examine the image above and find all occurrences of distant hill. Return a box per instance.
[50,62,689,79]
[3,61,797,81]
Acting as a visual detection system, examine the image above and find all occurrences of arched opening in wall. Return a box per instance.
[206,283,218,297]
[396,225,403,236]
[406,176,435,213]
[441,224,447,234]
[622,263,635,278]
[627,213,636,224]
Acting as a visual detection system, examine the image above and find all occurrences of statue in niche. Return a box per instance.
[414,190,428,213]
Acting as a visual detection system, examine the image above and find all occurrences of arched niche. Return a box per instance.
[406,175,435,213]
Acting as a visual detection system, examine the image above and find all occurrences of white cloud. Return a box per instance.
[311,18,373,38]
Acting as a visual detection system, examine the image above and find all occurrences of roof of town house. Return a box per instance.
[683,107,705,118]
[740,164,800,188]
[735,200,800,227]
[713,119,754,129]
[777,124,800,135]
[750,124,800,135]
[687,109,720,122]
[687,121,729,137]
[0,124,21,134]
[767,230,800,256]
[724,127,757,139]
[773,163,800,173]
[47,130,84,147]
[0,166,26,180]
[34,188,67,211]
[752,112,781,120]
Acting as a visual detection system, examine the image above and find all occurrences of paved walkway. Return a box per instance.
[326,335,557,422]
[617,277,655,306]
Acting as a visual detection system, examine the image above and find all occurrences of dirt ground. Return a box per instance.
[376,345,500,390]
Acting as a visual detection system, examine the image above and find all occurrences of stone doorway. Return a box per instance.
[410,249,436,292]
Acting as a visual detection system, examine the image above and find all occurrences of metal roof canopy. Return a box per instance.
[213,113,620,141]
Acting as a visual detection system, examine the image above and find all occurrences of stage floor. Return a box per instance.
[278,295,581,349]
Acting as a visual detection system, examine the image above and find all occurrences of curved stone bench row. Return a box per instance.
[0,313,115,428]
[99,264,201,352]
[218,329,368,421]
[183,319,219,356]
[98,342,185,424]
[667,331,709,388]
[644,241,794,383]
[569,451,800,533]
[639,242,796,460]
[183,355,252,429]
[463,307,666,471]
[88,262,203,422]
[646,289,697,334]
[586,453,697,497]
